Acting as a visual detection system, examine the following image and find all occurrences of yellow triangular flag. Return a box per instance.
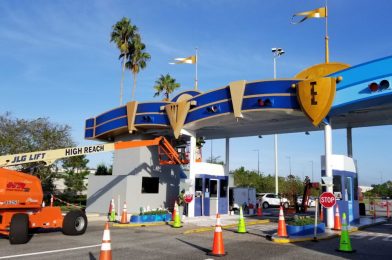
[292,7,326,24]
[172,55,196,64]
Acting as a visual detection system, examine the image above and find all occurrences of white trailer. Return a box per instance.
[229,187,257,213]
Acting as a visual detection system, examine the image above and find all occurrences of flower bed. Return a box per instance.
[286,217,325,236]
[130,210,172,223]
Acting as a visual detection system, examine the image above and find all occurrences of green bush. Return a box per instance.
[287,216,321,226]
[140,209,170,216]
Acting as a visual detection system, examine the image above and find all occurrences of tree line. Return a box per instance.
[0,113,94,205]
[364,181,392,198]
[232,166,315,201]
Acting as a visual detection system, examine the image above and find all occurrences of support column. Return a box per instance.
[188,133,196,218]
[180,129,196,217]
[225,137,230,214]
[324,121,334,229]
[347,127,353,158]
[274,134,279,195]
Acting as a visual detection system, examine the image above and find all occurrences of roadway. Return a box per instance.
[0,217,390,259]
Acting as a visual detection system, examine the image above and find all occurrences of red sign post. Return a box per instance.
[319,192,336,208]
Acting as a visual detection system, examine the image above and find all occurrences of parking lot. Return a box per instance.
[0,213,391,260]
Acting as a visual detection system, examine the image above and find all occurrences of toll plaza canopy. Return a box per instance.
[85,55,392,141]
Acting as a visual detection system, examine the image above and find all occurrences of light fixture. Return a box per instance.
[380,79,390,90]
[272,47,285,57]
[207,105,219,113]
[258,98,272,107]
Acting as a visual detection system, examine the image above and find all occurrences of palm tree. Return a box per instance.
[153,74,180,101]
[126,33,151,101]
[110,17,137,105]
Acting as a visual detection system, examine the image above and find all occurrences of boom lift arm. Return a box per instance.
[0,136,189,168]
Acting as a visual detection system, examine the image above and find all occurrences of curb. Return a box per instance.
[112,221,169,228]
[183,219,270,234]
[270,232,338,243]
[270,219,388,243]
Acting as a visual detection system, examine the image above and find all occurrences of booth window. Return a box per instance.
[210,180,218,198]
[345,177,352,201]
[354,176,358,200]
[333,176,342,194]
[195,178,203,192]
[141,177,159,193]
[220,179,228,197]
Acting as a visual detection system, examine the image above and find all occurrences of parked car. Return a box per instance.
[297,196,316,207]
[258,193,290,209]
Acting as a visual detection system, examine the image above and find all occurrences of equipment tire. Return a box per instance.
[62,210,88,236]
[262,202,269,209]
[9,213,29,244]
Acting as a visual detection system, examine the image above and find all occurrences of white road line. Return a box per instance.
[0,244,101,259]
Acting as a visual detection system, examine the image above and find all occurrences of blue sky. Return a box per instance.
[1,0,391,186]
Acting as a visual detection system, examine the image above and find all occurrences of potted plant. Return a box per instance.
[286,216,325,236]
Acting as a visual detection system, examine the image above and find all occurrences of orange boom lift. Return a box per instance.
[0,136,188,244]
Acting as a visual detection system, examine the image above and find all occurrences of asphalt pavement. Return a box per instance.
[0,214,390,260]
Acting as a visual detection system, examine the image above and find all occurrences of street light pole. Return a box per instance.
[272,47,285,194]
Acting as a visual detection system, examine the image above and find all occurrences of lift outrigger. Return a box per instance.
[0,136,188,244]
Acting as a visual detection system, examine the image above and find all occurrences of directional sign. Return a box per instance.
[321,176,333,185]
[319,192,336,208]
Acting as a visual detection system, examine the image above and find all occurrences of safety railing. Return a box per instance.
[362,198,391,218]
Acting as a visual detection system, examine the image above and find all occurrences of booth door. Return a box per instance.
[194,177,203,216]
[209,179,218,215]
[218,178,228,214]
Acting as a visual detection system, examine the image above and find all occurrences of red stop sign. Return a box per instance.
[319,192,336,208]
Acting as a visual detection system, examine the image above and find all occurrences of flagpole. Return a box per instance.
[325,1,329,63]
[195,47,198,90]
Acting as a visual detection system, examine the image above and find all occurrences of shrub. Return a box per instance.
[287,216,321,226]
[140,209,170,216]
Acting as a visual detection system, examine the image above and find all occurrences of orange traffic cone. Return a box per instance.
[319,205,324,221]
[257,203,263,217]
[120,201,129,224]
[99,222,112,260]
[333,204,342,231]
[208,214,227,257]
[172,201,177,221]
[277,206,288,237]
